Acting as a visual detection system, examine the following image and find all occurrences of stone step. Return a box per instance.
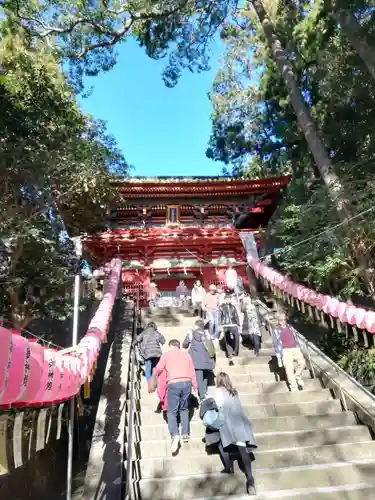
[134,370,287,386]
[136,438,375,478]
[224,369,310,383]
[144,324,197,332]
[135,460,375,499]
[133,370,293,386]
[131,411,357,441]
[134,353,306,370]
[213,362,276,374]
[132,399,343,426]
[142,316,197,327]
[136,389,332,410]
[131,424,370,459]
[214,348,275,359]
[158,326,200,334]
[214,356,277,367]
[191,483,375,499]
[135,379,322,398]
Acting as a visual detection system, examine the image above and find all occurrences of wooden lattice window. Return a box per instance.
[209,279,226,289]
[122,279,146,304]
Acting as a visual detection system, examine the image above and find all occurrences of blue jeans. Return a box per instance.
[253,334,261,356]
[167,381,192,438]
[144,357,160,382]
[195,369,210,400]
[207,310,219,338]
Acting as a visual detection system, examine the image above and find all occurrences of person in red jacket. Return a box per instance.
[151,339,197,454]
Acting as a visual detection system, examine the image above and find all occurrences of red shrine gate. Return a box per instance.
[84,176,290,304]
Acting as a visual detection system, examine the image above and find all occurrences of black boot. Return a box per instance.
[221,467,234,474]
[246,478,256,495]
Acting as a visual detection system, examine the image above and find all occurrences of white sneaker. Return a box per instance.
[171,436,180,454]
[296,378,304,389]
[289,385,298,392]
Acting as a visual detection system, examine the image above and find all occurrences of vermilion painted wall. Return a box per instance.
[121,266,249,303]
[202,266,248,291]
[155,277,197,292]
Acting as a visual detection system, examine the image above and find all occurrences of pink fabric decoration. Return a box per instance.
[0,258,123,405]
[0,327,12,403]
[291,283,298,298]
[245,259,375,333]
[337,302,348,323]
[330,299,341,317]
[0,335,28,405]
[17,341,44,404]
[315,293,322,308]
[345,305,357,325]
[365,311,375,334]
[355,308,367,330]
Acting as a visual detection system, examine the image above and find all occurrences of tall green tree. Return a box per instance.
[250,0,352,219]
[208,0,375,300]
[0,0,237,89]
[324,0,375,81]
[0,29,129,328]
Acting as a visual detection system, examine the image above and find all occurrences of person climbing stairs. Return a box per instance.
[126,307,375,499]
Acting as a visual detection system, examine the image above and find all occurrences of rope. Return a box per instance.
[175,202,375,267]
[264,204,375,261]
[0,319,64,350]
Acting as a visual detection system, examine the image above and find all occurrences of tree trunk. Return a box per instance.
[250,0,375,297]
[7,285,34,330]
[251,0,351,221]
[327,3,375,82]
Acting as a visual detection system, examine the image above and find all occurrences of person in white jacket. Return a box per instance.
[192,280,205,318]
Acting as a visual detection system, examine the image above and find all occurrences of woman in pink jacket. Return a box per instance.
[148,366,168,411]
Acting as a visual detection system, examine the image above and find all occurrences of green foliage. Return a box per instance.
[338,347,375,386]
[208,0,375,382]
[208,0,375,301]
[0,29,129,328]
[1,0,237,90]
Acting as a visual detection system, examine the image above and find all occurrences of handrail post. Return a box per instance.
[304,339,315,379]
[124,299,139,500]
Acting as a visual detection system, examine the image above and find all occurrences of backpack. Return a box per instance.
[140,328,161,359]
[202,408,224,429]
[189,330,216,358]
[203,336,215,358]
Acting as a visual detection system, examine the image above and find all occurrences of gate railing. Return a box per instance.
[124,297,141,500]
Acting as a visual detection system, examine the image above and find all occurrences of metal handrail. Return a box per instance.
[257,299,375,404]
[124,299,140,500]
[295,330,375,404]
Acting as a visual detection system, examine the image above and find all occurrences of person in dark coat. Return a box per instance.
[133,321,165,381]
[176,280,189,307]
[182,319,215,402]
[212,372,257,495]
[219,292,241,365]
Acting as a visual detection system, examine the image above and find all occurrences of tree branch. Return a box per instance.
[11,1,187,58]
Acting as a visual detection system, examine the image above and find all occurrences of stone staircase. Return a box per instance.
[128,308,375,499]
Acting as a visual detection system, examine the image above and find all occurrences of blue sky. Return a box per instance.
[79,38,224,177]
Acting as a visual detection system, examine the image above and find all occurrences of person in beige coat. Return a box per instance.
[272,313,305,391]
